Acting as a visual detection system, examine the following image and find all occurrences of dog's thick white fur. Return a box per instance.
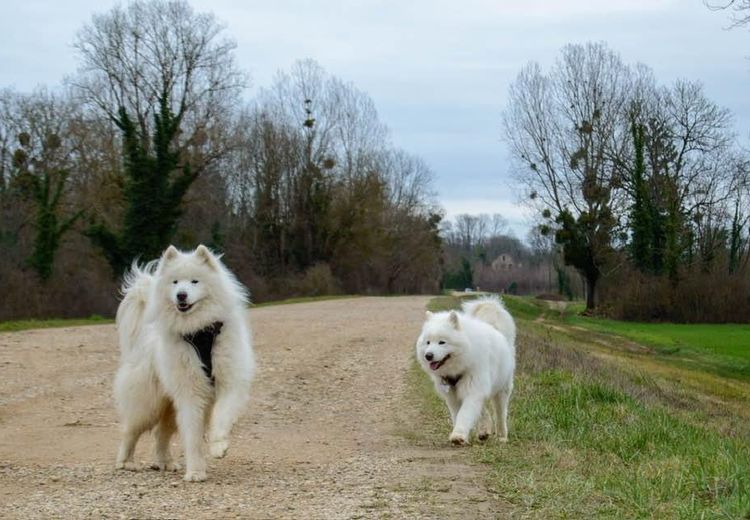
[416,296,516,445]
[114,245,255,482]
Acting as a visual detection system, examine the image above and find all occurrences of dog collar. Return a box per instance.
[182,321,223,385]
[441,373,463,387]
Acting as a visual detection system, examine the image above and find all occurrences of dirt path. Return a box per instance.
[0,297,502,519]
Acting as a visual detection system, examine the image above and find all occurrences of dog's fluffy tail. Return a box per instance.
[116,261,157,354]
[462,295,516,348]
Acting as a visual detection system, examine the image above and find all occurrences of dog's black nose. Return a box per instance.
[425,352,434,361]
[177,292,188,302]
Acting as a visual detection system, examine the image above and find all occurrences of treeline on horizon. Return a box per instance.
[2,1,748,324]
[0,0,449,320]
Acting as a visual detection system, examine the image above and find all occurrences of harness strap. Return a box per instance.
[182,321,223,385]
[441,373,463,387]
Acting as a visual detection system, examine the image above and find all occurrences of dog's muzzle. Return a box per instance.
[177,301,194,312]
[428,354,451,371]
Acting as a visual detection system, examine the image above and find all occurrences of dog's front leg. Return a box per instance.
[207,384,249,459]
[175,398,208,481]
[444,391,460,426]
[449,395,484,445]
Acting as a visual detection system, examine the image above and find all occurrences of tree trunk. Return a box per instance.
[584,273,598,314]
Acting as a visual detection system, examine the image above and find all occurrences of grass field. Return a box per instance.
[0,315,113,332]
[409,295,750,518]
[564,310,750,381]
[568,313,750,360]
[499,295,750,382]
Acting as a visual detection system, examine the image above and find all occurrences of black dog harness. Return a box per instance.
[441,373,463,387]
[182,321,223,385]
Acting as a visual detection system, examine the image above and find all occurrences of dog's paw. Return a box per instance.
[115,461,139,471]
[498,436,508,443]
[449,432,468,446]
[477,431,490,442]
[150,461,181,472]
[209,439,229,459]
[183,470,207,482]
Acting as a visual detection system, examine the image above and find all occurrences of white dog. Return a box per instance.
[113,245,255,481]
[416,296,516,445]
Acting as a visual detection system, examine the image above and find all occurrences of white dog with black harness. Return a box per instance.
[113,245,255,481]
[416,296,516,445]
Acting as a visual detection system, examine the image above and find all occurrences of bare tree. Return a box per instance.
[706,0,750,27]
[258,59,390,185]
[71,0,246,150]
[452,214,481,250]
[380,149,436,214]
[489,214,508,237]
[221,59,440,287]
[258,60,338,170]
[663,80,733,214]
[725,154,750,272]
[329,77,389,186]
[443,213,506,252]
[503,42,631,310]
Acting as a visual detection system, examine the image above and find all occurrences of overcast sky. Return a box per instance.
[2,0,749,237]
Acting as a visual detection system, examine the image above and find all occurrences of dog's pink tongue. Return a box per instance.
[429,361,440,370]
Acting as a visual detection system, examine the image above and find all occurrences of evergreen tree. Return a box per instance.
[554,209,610,313]
[442,256,474,290]
[629,120,654,272]
[86,93,198,275]
[729,198,744,274]
[663,177,683,282]
[28,169,82,281]
[13,133,82,281]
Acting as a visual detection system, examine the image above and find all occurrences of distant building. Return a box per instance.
[492,253,520,271]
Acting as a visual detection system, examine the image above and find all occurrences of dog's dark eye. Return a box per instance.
[439,341,446,345]
[191,280,199,284]
[172,280,177,284]
[426,341,430,345]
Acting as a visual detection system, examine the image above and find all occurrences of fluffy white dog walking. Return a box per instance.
[114,245,255,481]
[416,296,516,445]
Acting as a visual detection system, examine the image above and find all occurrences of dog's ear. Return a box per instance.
[425,311,433,319]
[195,244,217,269]
[163,245,179,262]
[449,310,461,330]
